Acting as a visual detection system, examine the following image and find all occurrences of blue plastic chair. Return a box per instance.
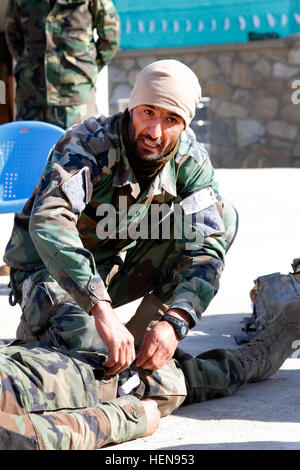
[0,121,65,213]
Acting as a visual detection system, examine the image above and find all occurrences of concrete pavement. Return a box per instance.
[0,168,299,450]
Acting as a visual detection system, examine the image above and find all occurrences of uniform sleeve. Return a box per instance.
[28,128,111,314]
[4,0,24,60]
[169,154,227,326]
[92,0,120,69]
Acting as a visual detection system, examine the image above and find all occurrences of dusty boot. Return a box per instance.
[232,298,300,383]
[125,293,168,345]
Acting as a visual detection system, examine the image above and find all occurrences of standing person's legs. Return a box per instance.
[46,103,98,129]
[16,104,44,122]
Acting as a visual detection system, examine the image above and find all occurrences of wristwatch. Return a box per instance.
[160,314,189,340]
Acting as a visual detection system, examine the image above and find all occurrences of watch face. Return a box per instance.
[161,314,189,339]
[181,324,189,337]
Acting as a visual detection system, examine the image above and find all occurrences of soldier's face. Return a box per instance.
[128,105,185,161]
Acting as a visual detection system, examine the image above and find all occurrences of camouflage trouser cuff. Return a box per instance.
[101,395,147,445]
[27,395,147,450]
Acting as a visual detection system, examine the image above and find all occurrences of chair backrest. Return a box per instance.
[0,121,65,214]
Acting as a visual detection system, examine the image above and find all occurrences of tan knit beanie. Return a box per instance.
[128,60,202,128]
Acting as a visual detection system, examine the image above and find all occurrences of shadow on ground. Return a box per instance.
[159,441,300,450]
[180,312,251,355]
[173,367,300,424]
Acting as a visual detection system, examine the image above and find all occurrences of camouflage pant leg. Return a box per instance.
[108,236,178,308]
[26,395,146,450]
[16,102,98,129]
[0,395,146,450]
[122,348,243,416]
[12,268,104,351]
[134,358,187,417]
[1,345,242,450]
[174,347,245,404]
[130,346,243,413]
[16,105,44,123]
[45,103,98,129]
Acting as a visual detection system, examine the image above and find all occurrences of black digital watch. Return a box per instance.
[160,314,189,340]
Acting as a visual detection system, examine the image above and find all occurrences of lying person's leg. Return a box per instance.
[0,396,159,450]
[176,298,300,403]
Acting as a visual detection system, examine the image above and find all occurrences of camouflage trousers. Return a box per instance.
[16,101,98,130]
[0,341,244,450]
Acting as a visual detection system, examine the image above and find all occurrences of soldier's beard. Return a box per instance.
[129,137,164,162]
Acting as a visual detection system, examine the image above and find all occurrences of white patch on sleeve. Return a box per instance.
[62,167,91,214]
[180,187,217,215]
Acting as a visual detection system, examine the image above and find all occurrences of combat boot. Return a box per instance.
[125,292,168,345]
[232,298,300,383]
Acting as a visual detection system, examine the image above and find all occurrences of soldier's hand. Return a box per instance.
[135,320,178,370]
[91,301,135,375]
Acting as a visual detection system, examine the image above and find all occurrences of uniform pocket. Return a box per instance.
[1,344,99,413]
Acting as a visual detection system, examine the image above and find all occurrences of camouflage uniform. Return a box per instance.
[0,341,244,450]
[4,0,120,128]
[3,111,241,449]
[4,111,238,351]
